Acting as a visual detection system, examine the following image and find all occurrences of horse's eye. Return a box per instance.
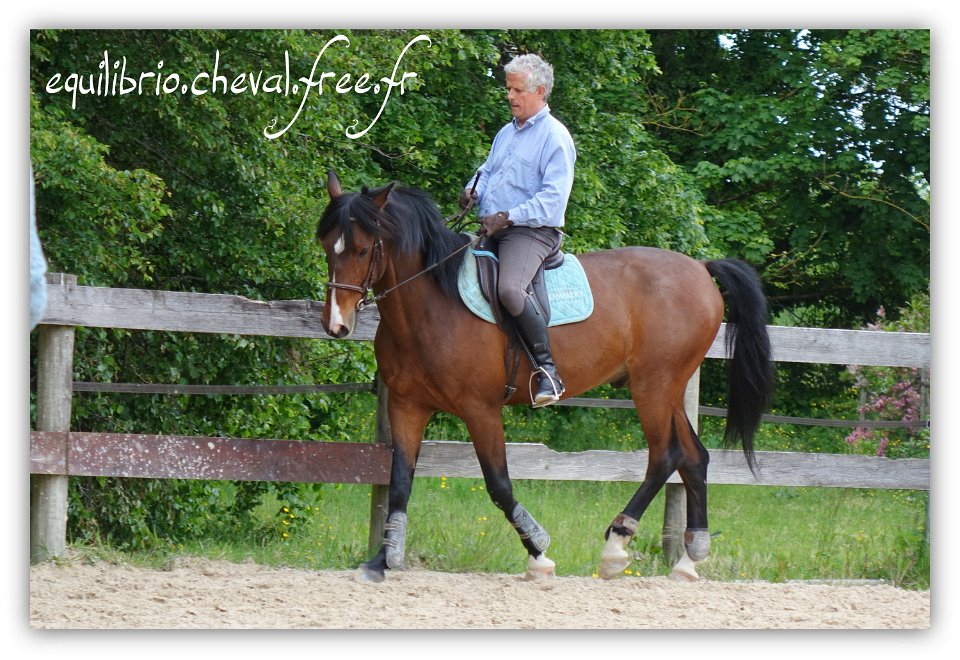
[358,248,370,257]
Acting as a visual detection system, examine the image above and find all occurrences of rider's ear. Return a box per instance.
[370,182,395,210]
[327,170,343,199]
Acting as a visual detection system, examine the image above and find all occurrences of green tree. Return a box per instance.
[643,29,929,327]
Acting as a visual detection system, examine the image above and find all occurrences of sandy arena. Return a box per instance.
[29,555,930,630]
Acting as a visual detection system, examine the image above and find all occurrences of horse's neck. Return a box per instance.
[374,258,458,344]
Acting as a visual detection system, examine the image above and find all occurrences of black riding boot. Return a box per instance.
[513,297,565,408]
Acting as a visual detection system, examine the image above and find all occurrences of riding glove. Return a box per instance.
[480,211,512,237]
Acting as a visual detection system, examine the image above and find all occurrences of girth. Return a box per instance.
[473,234,564,401]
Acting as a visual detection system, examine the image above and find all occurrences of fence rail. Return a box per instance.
[41,274,930,364]
[62,381,928,430]
[30,274,931,563]
[31,432,930,491]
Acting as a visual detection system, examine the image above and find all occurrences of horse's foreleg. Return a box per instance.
[357,401,431,584]
[468,417,555,580]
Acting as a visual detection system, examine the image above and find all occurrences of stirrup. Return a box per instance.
[529,367,565,408]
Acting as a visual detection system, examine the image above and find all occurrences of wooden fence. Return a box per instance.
[30,273,931,563]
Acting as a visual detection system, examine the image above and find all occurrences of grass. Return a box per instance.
[128,476,928,590]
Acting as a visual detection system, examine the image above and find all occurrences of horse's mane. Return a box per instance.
[317,183,471,302]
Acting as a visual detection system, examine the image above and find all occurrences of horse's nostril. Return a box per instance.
[326,323,350,339]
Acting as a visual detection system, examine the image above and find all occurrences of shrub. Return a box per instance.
[844,293,930,458]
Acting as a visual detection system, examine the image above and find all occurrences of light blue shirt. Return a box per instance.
[469,104,576,228]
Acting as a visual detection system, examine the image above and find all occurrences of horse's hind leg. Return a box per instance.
[670,418,712,582]
[466,415,556,580]
[357,400,432,583]
[599,403,713,581]
[599,404,685,579]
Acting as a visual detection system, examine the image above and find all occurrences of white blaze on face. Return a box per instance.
[329,232,347,330]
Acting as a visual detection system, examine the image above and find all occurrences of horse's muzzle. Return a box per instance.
[322,296,357,339]
[325,322,353,339]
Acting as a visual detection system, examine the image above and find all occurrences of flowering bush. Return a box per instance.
[845,293,929,458]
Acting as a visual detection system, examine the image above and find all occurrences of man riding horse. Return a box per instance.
[461,53,577,408]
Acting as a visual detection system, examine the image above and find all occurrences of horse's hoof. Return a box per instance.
[668,569,699,583]
[524,554,556,580]
[668,551,700,582]
[356,564,386,584]
[598,563,628,580]
[598,551,630,580]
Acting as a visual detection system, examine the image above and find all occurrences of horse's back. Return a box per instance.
[578,246,722,315]
[571,246,724,369]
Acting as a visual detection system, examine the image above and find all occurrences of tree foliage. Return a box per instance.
[643,29,929,326]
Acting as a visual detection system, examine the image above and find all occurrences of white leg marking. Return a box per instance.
[599,531,631,579]
[525,554,556,580]
[669,550,700,582]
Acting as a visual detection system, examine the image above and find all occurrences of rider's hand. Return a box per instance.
[479,211,512,237]
[459,188,478,210]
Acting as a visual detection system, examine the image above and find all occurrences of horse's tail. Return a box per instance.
[704,259,775,475]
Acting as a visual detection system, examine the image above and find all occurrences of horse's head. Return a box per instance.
[317,170,394,338]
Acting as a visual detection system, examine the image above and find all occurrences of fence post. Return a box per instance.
[661,368,700,565]
[367,374,391,554]
[920,367,930,548]
[31,273,76,563]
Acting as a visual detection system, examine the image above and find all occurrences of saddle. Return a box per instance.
[459,233,594,400]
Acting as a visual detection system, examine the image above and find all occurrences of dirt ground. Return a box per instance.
[29,555,930,630]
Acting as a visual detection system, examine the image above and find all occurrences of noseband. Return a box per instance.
[325,225,386,312]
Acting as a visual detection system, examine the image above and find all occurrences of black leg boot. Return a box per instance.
[513,297,565,408]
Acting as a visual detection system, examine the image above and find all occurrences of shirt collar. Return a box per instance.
[513,103,551,130]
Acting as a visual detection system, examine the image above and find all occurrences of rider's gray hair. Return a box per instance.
[504,54,554,100]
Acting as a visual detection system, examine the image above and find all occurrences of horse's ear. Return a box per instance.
[371,182,395,210]
[327,170,343,199]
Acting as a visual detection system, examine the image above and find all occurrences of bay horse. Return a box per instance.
[317,171,774,583]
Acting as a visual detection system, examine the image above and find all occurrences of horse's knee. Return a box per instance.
[483,471,514,513]
[487,487,513,515]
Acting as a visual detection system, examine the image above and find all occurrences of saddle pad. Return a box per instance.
[458,249,594,326]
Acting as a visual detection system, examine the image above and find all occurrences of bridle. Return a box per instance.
[325,220,479,312]
[324,221,387,312]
